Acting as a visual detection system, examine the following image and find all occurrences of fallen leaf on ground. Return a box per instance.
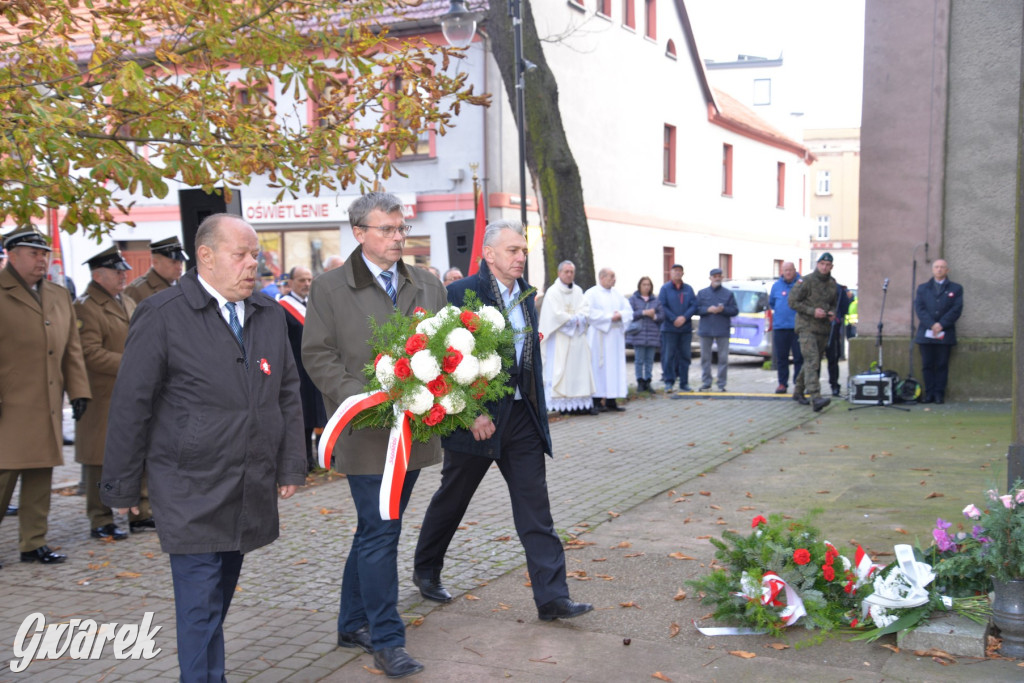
[913,648,956,664]
[817,490,831,494]
[592,557,608,562]
[292,559,308,565]
[612,541,632,549]
[728,650,756,659]
[696,535,712,539]
[910,467,931,471]
[620,601,641,609]
[596,574,614,580]
[738,505,756,511]
[494,535,512,541]
[880,644,899,654]
[709,504,721,510]
[745,491,753,498]
[925,492,944,499]
[669,622,681,637]
[608,510,621,518]
[364,665,384,675]
[465,594,480,600]
[766,643,789,650]
[624,552,646,558]
[411,617,424,626]
[673,497,689,503]
[699,491,711,496]
[674,589,687,601]
[652,672,672,681]
[895,528,908,535]
[669,552,697,560]
[836,444,850,449]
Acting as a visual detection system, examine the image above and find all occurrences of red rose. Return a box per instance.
[405,333,429,355]
[822,565,836,582]
[414,307,427,316]
[427,375,450,397]
[374,353,383,367]
[844,580,855,594]
[394,358,412,380]
[850,618,859,628]
[460,310,480,332]
[751,515,768,528]
[443,346,464,373]
[422,403,447,426]
[471,377,489,399]
[793,548,811,565]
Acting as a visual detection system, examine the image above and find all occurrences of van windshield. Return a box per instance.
[732,290,768,314]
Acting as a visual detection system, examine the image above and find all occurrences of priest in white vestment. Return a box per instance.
[537,261,597,415]
[585,268,633,412]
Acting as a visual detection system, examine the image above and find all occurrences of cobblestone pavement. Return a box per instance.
[0,359,822,681]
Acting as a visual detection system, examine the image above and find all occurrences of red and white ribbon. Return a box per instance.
[318,391,413,521]
[698,570,807,636]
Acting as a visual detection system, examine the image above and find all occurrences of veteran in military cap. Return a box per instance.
[788,252,840,412]
[0,227,91,565]
[75,246,154,541]
[124,236,187,304]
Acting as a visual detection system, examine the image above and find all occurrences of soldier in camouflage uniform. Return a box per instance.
[788,253,839,412]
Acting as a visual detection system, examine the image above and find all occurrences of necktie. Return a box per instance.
[227,302,244,347]
[380,271,397,306]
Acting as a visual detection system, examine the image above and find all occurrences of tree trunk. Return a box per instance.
[485,0,596,290]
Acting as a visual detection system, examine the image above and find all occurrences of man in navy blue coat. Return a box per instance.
[412,220,593,622]
[657,264,698,392]
[914,259,964,404]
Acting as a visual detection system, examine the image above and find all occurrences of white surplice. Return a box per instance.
[585,285,632,399]
[537,281,594,411]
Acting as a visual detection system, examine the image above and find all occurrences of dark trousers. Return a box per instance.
[772,328,803,388]
[826,324,845,391]
[660,331,692,388]
[919,343,953,399]
[339,469,420,649]
[169,550,244,683]
[415,402,568,607]
[0,467,52,552]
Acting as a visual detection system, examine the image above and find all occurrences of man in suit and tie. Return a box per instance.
[914,259,964,404]
[101,213,306,681]
[280,265,326,472]
[303,191,447,679]
[412,220,594,623]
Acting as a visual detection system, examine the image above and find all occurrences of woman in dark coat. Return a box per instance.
[626,276,664,392]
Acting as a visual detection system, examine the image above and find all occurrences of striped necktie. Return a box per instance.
[380,271,397,307]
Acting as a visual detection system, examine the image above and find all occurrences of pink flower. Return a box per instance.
[1016,490,1024,505]
[793,549,811,565]
[963,504,982,519]
[1000,495,1014,509]
[751,515,768,528]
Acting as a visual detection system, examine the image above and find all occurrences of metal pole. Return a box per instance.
[510,0,529,280]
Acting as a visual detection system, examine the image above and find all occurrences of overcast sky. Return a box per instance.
[685,0,866,129]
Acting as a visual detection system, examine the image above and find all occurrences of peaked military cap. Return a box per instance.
[150,236,188,261]
[817,252,834,263]
[2,227,52,252]
[84,245,132,271]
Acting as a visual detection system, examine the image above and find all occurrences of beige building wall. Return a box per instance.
[806,128,860,287]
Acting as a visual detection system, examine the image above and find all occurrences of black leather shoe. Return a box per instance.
[606,399,626,412]
[587,406,600,415]
[537,597,594,621]
[20,546,67,564]
[413,570,452,603]
[934,395,945,405]
[373,646,424,679]
[63,436,74,446]
[337,625,373,654]
[91,523,128,541]
[5,505,16,517]
[920,395,933,404]
[831,387,842,397]
[812,397,831,412]
[129,518,157,533]
[793,391,809,405]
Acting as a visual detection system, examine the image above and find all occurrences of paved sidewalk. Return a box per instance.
[2,360,1020,681]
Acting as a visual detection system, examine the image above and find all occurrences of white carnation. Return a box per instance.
[410,350,441,383]
[437,305,460,320]
[399,385,434,416]
[450,355,480,385]
[478,306,506,331]
[416,316,442,336]
[446,327,476,354]
[375,354,396,390]
[479,353,502,380]
[439,392,466,415]
[868,605,897,629]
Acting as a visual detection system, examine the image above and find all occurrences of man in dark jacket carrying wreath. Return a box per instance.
[412,220,594,624]
[101,214,307,682]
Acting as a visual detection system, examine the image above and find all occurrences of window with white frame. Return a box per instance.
[816,215,831,240]
[816,170,832,195]
[753,78,771,106]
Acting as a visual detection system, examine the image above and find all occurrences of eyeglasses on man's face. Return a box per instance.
[357,223,412,238]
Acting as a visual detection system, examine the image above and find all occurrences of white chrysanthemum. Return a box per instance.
[446,327,476,354]
[399,385,434,415]
[439,392,466,415]
[375,355,396,390]
[410,350,441,383]
[479,353,502,380]
[839,555,852,572]
[416,315,442,336]
[436,305,460,320]
[868,605,897,629]
[478,306,506,331]
[450,355,480,385]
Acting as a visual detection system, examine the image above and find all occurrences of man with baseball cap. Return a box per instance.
[0,227,91,565]
[125,236,188,304]
[788,253,839,412]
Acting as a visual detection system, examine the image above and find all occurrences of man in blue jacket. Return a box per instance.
[914,259,964,404]
[657,264,698,392]
[769,262,803,394]
[697,268,739,391]
[413,220,593,623]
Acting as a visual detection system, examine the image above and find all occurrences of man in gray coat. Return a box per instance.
[696,268,739,391]
[303,192,446,679]
[101,214,307,682]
